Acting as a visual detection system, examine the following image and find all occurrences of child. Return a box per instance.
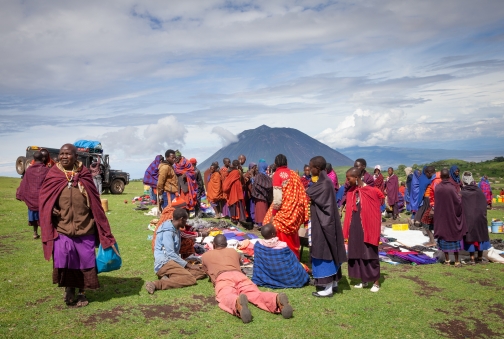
[343,167,384,293]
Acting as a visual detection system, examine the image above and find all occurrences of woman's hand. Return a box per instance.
[52,208,61,216]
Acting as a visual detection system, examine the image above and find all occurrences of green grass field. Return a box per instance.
[1,177,504,339]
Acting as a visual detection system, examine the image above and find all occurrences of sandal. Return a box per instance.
[33,234,40,240]
[443,261,451,266]
[76,293,89,307]
[475,258,487,265]
[453,262,462,268]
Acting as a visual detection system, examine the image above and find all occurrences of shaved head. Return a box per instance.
[260,223,277,240]
[213,234,228,249]
[33,151,44,162]
[346,167,361,178]
[440,168,450,179]
[61,143,77,155]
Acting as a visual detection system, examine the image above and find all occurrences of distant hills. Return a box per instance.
[200,125,354,170]
[337,146,504,168]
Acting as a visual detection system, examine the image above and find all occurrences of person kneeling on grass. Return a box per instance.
[201,234,293,323]
[252,224,309,289]
[145,209,206,294]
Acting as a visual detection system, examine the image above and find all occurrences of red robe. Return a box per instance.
[39,164,115,261]
[343,185,384,246]
[222,170,244,206]
[16,163,49,211]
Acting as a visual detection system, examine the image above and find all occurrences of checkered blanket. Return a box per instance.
[252,242,309,288]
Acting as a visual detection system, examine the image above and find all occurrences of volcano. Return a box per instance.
[199,125,353,171]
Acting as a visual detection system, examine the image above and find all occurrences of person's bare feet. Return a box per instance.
[145,281,156,294]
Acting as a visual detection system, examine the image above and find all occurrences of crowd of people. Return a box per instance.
[14,143,496,323]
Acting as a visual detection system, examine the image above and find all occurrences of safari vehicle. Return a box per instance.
[16,146,130,194]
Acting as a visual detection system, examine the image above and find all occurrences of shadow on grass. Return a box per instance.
[344,273,388,292]
[88,276,144,302]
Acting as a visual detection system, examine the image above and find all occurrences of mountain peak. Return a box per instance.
[200,125,353,170]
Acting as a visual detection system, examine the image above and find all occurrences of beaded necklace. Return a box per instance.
[62,166,77,189]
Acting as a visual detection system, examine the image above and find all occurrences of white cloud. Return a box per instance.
[101,116,187,155]
[211,126,239,146]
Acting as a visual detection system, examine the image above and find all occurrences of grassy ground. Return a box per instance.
[1,177,504,339]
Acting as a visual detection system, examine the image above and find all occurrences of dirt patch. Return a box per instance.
[431,317,500,339]
[466,279,496,288]
[159,330,170,335]
[0,242,15,255]
[26,296,52,307]
[180,329,198,335]
[486,303,504,318]
[400,275,443,297]
[339,323,353,330]
[82,295,217,327]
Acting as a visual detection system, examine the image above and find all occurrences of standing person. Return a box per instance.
[221,158,231,217]
[223,160,247,225]
[201,234,293,323]
[461,171,491,264]
[326,163,340,193]
[342,158,375,207]
[30,148,56,168]
[189,158,205,217]
[173,151,198,212]
[145,209,206,294]
[478,175,493,209]
[449,165,462,192]
[433,169,467,267]
[263,154,309,260]
[89,157,102,195]
[243,163,257,223]
[343,167,383,293]
[157,150,178,210]
[238,154,248,173]
[143,155,163,204]
[385,167,400,220]
[373,165,385,195]
[252,160,273,228]
[413,166,436,245]
[300,165,313,189]
[399,182,406,196]
[39,144,116,307]
[16,151,50,239]
[306,156,347,297]
[206,163,225,218]
[404,167,413,212]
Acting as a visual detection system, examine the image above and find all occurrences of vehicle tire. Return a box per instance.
[16,156,26,175]
[110,179,125,194]
[25,159,32,172]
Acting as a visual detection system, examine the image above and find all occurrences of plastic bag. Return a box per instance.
[96,243,122,273]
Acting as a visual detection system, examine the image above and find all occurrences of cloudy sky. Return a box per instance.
[1,0,504,178]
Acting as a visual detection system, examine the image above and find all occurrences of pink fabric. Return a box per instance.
[258,237,287,249]
[214,271,279,315]
[327,170,339,190]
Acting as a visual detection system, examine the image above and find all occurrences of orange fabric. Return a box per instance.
[220,168,229,199]
[207,172,223,202]
[399,186,405,196]
[223,170,244,206]
[263,170,309,235]
[429,172,442,206]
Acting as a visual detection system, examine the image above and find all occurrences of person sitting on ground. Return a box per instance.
[461,171,490,264]
[201,234,293,323]
[343,167,384,293]
[145,209,206,294]
[157,149,178,210]
[433,169,468,268]
[252,224,309,289]
[16,151,50,239]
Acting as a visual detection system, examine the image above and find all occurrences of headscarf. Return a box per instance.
[248,162,257,170]
[462,171,475,186]
[449,165,460,183]
[404,167,412,177]
[175,150,182,158]
[189,158,197,165]
[258,160,268,175]
[374,165,381,172]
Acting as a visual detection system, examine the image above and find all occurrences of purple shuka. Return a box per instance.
[53,234,96,270]
[386,174,399,206]
[433,181,468,242]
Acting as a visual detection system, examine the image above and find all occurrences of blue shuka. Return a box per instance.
[252,242,309,289]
